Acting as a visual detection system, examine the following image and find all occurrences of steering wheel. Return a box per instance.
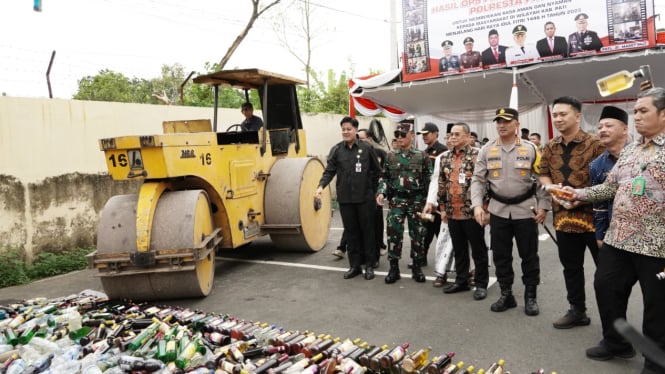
[226,124,243,133]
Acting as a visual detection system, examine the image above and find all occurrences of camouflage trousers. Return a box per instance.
[386,196,427,262]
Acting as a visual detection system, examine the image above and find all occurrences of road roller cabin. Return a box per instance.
[87,69,332,300]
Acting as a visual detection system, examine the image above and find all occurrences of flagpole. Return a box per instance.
[509,67,519,137]
[509,67,518,109]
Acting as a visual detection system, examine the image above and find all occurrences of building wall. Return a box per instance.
[0,97,391,259]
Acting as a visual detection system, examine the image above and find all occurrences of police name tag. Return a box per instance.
[632,176,645,196]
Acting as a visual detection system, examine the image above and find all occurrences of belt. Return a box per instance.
[489,183,536,205]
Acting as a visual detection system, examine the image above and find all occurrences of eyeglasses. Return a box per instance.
[394,131,409,138]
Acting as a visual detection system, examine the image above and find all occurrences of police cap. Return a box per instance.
[493,107,519,122]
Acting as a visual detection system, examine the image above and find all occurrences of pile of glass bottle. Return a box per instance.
[0,290,554,374]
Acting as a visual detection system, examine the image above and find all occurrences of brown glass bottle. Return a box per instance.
[428,352,455,374]
[380,343,409,369]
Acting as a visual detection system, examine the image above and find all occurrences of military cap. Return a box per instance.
[488,29,499,36]
[599,105,628,124]
[441,40,453,48]
[493,107,519,121]
[512,24,527,34]
[463,36,474,44]
[574,13,589,21]
[417,122,439,134]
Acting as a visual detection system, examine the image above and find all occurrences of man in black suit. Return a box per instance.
[568,13,602,55]
[536,21,568,58]
[481,29,508,67]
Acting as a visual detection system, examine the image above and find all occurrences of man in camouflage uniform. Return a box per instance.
[376,121,432,284]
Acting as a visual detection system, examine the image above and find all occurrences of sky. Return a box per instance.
[0,0,399,99]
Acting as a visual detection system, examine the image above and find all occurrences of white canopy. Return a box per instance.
[352,48,665,123]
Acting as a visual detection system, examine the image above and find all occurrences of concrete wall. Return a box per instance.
[0,97,390,260]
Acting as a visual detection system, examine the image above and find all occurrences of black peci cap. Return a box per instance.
[599,105,628,124]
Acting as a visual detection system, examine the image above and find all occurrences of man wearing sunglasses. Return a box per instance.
[376,121,432,284]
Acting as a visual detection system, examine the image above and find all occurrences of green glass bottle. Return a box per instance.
[68,326,92,342]
[175,337,201,369]
[127,321,159,351]
[4,328,19,346]
[18,325,37,345]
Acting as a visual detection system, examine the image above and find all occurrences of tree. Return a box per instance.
[218,0,282,69]
[74,69,153,103]
[304,69,350,114]
[271,0,324,89]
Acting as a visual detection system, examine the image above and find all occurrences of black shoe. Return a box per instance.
[553,309,591,329]
[343,267,362,279]
[473,287,487,300]
[385,260,401,284]
[491,293,517,312]
[524,298,539,316]
[586,344,636,361]
[443,283,471,294]
[411,265,426,283]
[364,266,375,280]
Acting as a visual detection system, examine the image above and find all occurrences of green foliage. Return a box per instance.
[182,62,258,109]
[74,69,155,103]
[298,69,349,114]
[73,62,355,115]
[0,247,93,288]
[0,250,30,288]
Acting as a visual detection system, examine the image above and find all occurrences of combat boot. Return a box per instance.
[524,285,539,316]
[491,286,517,312]
[411,263,426,283]
[385,259,401,284]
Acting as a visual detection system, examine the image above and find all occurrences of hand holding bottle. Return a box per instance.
[420,204,441,223]
[541,184,576,209]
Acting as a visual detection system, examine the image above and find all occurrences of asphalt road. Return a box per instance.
[0,211,647,373]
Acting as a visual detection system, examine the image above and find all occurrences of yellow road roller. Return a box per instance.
[87,69,332,300]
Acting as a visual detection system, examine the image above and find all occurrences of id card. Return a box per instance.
[355,162,362,173]
[632,176,646,196]
[458,172,466,184]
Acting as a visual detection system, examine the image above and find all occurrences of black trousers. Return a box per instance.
[555,231,598,312]
[490,214,540,288]
[423,213,442,255]
[595,244,665,372]
[339,200,376,269]
[374,204,385,252]
[449,218,489,288]
[339,205,383,262]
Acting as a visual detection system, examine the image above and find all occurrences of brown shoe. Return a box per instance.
[553,309,591,329]
[432,275,447,287]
